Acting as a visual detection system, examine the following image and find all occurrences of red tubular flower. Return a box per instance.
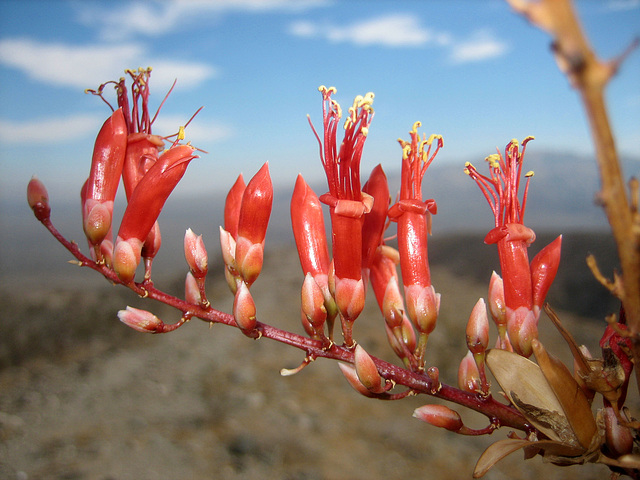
[113,144,197,283]
[225,174,247,240]
[308,86,374,347]
[81,108,127,259]
[361,164,391,274]
[291,174,337,339]
[234,163,273,287]
[291,174,330,281]
[465,137,562,357]
[388,122,442,367]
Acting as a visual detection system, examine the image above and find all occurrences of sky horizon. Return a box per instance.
[0,0,639,208]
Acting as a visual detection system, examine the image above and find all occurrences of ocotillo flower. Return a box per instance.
[291,174,337,339]
[234,163,273,287]
[361,164,391,277]
[388,122,442,367]
[465,137,562,357]
[113,144,197,283]
[308,86,375,347]
[81,108,127,262]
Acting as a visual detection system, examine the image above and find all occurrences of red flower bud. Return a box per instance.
[361,164,390,270]
[530,234,562,311]
[466,298,489,355]
[233,281,257,332]
[184,228,208,278]
[235,163,273,285]
[118,306,164,333]
[458,351,482,394]
[224,174,246,239]
[413,404,464,432]
[185,271,201,305]
[291,174,330,279]
[354,344,386,394]
[27,176,51,221]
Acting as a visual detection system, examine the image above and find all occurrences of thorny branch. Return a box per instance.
[506,0,640,392]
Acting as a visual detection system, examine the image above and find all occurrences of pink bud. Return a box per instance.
[233,281,257,332]
[185,271,201,305]
[413,404,463,432]
[354,344,386,394]
[301,273,327,330]
[466,298,489,355]
[83,201,112,246]
[507,306,538,357]
[235,237,264,287]
[27,176,51,221]
[184,228,208,278]
[334,277,366,347]
[404,284,439,335]
[488,271,506,327]
[458,351,482,394]
[113,237,142,283]
[338,363,377,398]
[118,306,164,333]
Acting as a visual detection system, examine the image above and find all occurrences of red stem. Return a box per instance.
[37,213,530,433]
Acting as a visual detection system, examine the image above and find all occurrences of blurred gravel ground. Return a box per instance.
[0,246,621,480]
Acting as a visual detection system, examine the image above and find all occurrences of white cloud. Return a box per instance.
[289,14,508,64]
[0,38,217,91]
[449,30,509,64]
[606,0,640,10]
[0,114,105,144]
[290,13,448,48]
[76,0,331,41]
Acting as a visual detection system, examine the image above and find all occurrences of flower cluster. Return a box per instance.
[27,73,639,478]
[82,68,198,284]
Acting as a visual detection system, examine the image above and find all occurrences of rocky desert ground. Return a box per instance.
[0,233,629,479]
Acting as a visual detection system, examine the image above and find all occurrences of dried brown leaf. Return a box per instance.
[486,348,569,443]
[532,339,598,450]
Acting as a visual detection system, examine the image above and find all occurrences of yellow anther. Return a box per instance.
[525,170,534,177]
[178,126,185,141]
[464,168,471,175]
[426,134,442,146]
[361,126,369,137]
[318,85,337,95]
[411,121,422,134]
[402,144,412,160]
[509,138,519,148]
[486,154,501,168]
[523,135,535,144]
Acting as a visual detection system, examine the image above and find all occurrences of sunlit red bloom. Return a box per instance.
[113,144,197,283]
[388,122,442,366]
[81,108,127,261]
[234,163,273,287]
[308,86,375,347]
[291,174,337,339]
[465,137,562,357]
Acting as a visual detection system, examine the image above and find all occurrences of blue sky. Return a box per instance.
[0,0,638,206]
